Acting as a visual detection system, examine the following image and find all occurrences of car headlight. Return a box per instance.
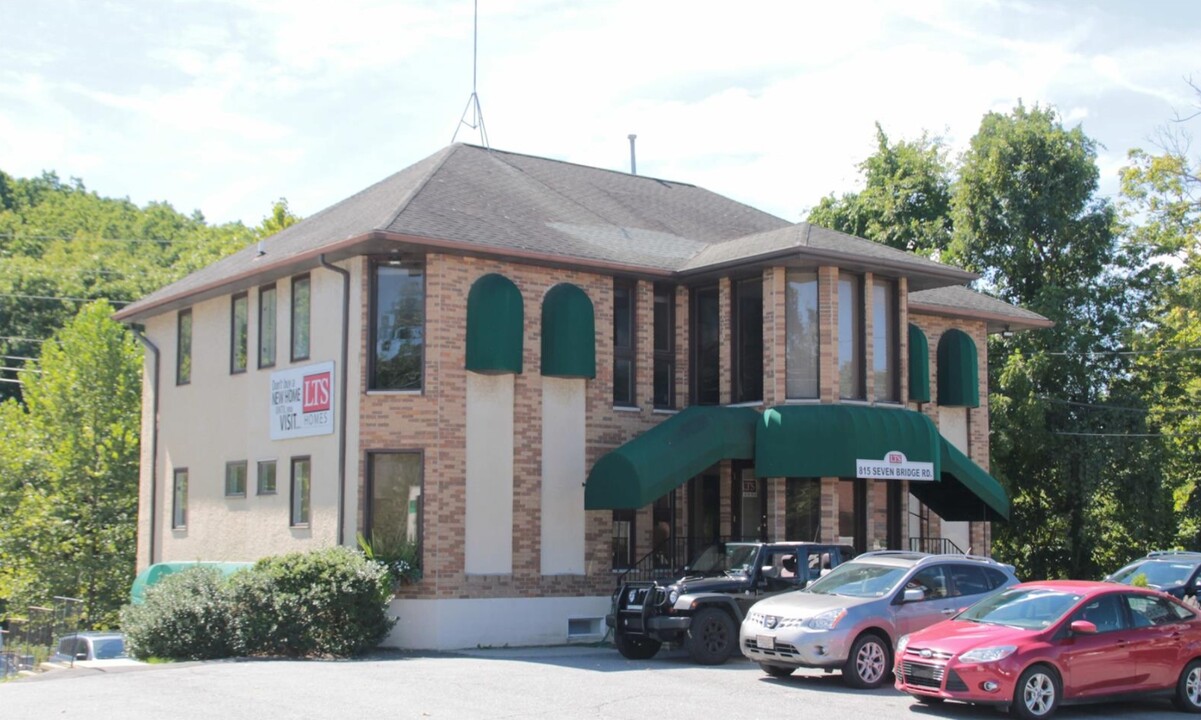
[958,645,1017,664]
[668,589,679,605]
[896,634,910,654]
[805,609,847,630]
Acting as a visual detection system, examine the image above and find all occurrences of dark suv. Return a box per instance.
[608,541,853,665]
[1106,550,1201,600]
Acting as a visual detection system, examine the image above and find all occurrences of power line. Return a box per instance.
[0,292,132,306]
[1054,431,1201,438]
[0,336,50,344]
[0,231,237,246]
[1044,347,1201,357]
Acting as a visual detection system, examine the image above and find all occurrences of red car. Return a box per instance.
[894,580,1201,719]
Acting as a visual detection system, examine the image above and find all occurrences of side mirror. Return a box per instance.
[1069,620,1097,635]
[904,588,925,603]
[75,651,89,660]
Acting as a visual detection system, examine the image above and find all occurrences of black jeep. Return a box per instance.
[607,541,853,664]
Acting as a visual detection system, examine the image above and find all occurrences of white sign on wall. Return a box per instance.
[856,451,935,482]
[269,361,335,440]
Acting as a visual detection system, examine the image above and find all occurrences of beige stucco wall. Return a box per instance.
[465,372,515,574]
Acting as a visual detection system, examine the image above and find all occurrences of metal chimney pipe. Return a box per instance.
[628,134,637,175]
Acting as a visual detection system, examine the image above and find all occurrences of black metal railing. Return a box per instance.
[908,536,965,555]
[0,596,82,677]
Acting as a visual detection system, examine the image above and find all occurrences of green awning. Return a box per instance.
[908,324,930,403]
[541,283,595,378]
[910,440,1009,522]
[466,273,523,374]
[755,405,940,479]
[937,328,979,407]
[585,406,760,509]
[130,561,252,605]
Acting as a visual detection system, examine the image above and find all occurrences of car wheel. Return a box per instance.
[614,631,661,660]
[760,662,795,678]
[1174,659,1201,712]
[685,607,736,665]
[843,633,891,689]
[1011,664,1060,720]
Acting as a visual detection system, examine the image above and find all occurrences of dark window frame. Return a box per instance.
[652,283,676,409]
[290,456,311,527]
[368,258,426,392]
[872,277,900,402]
[290,274,311,362]
[225,460,247,497]
[364,450,424,562]
[172,467,188,529]
[176,309,192,386]
[230,292,249,374]
[258,283,277,369]
[731,275,764,404]
[689,285,721,406]
[612,509,636,571]
[612,278,636,407]
[838,272,866,400]
[785,269,821,400]
[257,459,277,495]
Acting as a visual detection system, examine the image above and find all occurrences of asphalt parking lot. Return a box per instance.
[0,645,1187,720]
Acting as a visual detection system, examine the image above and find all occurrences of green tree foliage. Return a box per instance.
[256,197,301,239]
[807,124,954,257]
[0,301,141,626]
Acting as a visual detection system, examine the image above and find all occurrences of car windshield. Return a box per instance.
[687,543,760,576]
[804,561,908,598]
[958,587,1082,629]
[1110,560,1196,588]
[91,638,127,660]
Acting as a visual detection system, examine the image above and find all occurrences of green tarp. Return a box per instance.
[130,561,252,605]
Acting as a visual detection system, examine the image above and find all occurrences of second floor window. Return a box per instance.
[291,274,311,361]
[231,292,248,373]
[732,276,763,403]
[371,260,425,391]
[172,468,188,529]
[259,284,277,368]
[872,278,899,402]
[691,286,720,405]
[785,270,819,399]
[176,309,192,385]
[653,284,675,409]
[613,279,636,406]
[839,272,865,400]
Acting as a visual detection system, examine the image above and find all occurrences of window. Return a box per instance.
[176,309,192,385]
[259,284,277,368]
[370,261,424,391]
[613,279,636,406]
[732,276,763,403]
[366,452,422,551]
[838,272,865,400]
[653,284,675,409]
[785,478,821,542]
[257,460,277,495]
[907,565,950,600]
[691,286,720,405]
[290,457,311,526]
[947,564,991,597]
[172,468,188,529]
[225,461,247,497]
[231,292,248,374]
[1124,593,1195,627]
[291,274,311,362]
[786,270,820,398]
[612,509,635,570]
[1070,594,1127,633]
[872,278,898,402]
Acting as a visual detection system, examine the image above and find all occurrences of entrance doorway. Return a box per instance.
[687,473,720,560]
[730,461,764,541]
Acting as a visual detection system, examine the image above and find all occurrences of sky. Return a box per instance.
[1,0,1199,229]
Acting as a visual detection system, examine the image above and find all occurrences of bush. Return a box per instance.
[121,547,396,660]
[120,566,237,660]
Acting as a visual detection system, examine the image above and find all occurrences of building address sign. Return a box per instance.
[855,451,934,482]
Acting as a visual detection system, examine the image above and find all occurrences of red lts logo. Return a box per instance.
[302,372,332,413]
[887,452,904,464]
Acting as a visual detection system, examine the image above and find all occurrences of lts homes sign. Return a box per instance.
[269,361,335,440]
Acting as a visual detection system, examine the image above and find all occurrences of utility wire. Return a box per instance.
[0,292,132,306]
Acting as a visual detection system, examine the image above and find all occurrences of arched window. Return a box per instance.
[465,273,523,374]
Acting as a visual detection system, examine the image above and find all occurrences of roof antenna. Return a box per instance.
[628,134,637,175]
[452,0,489,148]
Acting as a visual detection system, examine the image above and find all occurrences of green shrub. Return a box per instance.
[358,531,422,587]
[120,566,237,660]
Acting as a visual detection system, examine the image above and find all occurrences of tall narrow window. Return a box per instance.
[653,284,675,409]
[732,276,763,403]
[613,279,636,407]
[785,271,819,398]
[257,460,277,495]
[691,286,720,405]
[612,509,635,570]
[225,461,247,497]
[290,457,311,526]
[872,278,899,402]
[259,284,277,368]
[838,272,865,400]
[172,468,188,529]
[785,478,821,542]
[367,452,423,551]
[176,309,192,385]
[231,292,248,374]
[291,274,311,362]
[370,261,425,391]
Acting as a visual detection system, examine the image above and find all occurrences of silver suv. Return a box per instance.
[739,551,1018,688]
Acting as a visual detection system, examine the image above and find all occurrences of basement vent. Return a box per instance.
[567,617,602,639]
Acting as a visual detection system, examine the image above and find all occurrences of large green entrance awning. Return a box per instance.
[584,406,760,510]
[910,440,1010,522]
[755,405,940,479]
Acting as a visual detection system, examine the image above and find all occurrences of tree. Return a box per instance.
[807,124,954,257]
[0,301,142,626]
[256,197,301,239]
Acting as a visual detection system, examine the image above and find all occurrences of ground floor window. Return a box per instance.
[172,468,188,529]
[366,452,423,558]
[225,461,247,497]
[786,478,821,542]
[257,460,277,495]
[839,478,867,554]
[612,509,635,570]
[290,457,311,526]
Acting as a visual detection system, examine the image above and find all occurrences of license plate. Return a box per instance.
[757,635,775,650]
[910,663,937,680]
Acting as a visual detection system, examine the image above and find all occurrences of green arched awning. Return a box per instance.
[909,440,1009,522]
[585,406,760,509]
[908,324,930,403]
[466,273,524,374]
[541,283,595,378]
[937,328,979,407]
[755,405,940,478]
